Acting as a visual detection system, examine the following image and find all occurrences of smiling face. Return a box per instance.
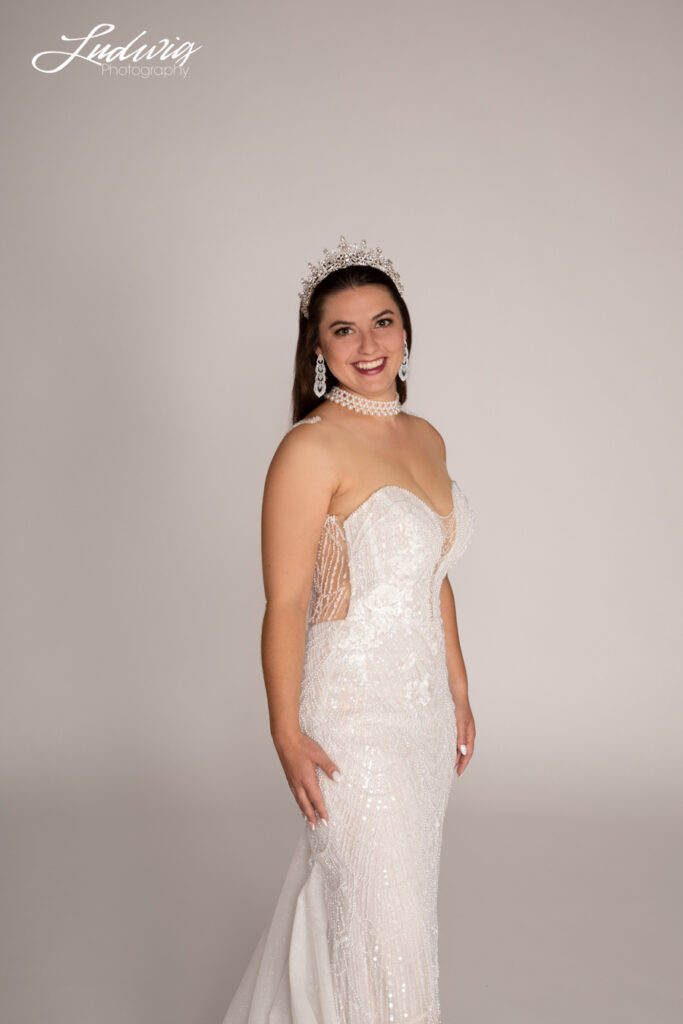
[315,284,406,400]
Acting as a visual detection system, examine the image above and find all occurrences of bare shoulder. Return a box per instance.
[264,411,339,518]
[270,411,337,473]
[400,411,447,459]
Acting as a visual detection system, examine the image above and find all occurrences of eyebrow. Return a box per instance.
[327,309,394,329]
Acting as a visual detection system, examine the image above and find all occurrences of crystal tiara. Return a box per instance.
[298,234,405,318]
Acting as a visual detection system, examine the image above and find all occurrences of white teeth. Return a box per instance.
[354,358,385,369]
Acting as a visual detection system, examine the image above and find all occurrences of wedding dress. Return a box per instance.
[222,416,475,1024]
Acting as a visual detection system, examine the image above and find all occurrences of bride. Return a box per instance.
[223,235,476,1024]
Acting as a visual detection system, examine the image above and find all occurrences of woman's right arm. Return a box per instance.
[260,423,342,828]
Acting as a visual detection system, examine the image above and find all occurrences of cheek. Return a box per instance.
[327,337,354,360]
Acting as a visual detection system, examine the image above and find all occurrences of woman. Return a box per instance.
[223,236,476,1024]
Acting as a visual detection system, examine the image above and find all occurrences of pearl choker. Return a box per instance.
[325,385,401,417]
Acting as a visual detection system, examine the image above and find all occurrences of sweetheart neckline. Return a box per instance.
[325,479,456,528]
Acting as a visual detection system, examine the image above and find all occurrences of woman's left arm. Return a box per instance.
[420,415,476,774]
[440,574,476,774]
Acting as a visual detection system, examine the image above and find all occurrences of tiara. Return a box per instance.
[298,234,405,318]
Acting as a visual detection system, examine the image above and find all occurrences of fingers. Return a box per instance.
[294,780,329,829]
[282,736,343,829]
[454,723,476,774]
[320,754,342,784]
[455,750,472,775]
[302,745,343,827]
[295,785,325,829]
[295,764,343,829]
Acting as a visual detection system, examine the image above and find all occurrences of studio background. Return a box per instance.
[2,1,681,1022]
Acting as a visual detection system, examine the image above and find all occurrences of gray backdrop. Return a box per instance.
[2,1,681,1022]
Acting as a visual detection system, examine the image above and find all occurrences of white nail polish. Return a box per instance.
[332,770,342,781]
[320,817,329,826]
[460,744,467,755]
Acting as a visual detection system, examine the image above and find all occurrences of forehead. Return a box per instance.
[320,283,396,322]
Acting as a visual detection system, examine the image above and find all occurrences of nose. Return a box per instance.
[354,328,376,355]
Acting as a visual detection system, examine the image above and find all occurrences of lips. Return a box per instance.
[352,357,387,375]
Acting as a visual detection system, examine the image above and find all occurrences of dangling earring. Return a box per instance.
[313,352,327,397]
[398,337,409,382]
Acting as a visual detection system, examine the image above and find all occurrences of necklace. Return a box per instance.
[325,384,401,417]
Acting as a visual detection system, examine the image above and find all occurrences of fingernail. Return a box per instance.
[460,745,467,755]
[309,821,315,830]
[320,817,329,826]
[332,770,342,781]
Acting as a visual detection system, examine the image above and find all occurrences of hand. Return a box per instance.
[453,704,476,775]
[272,729,342,828]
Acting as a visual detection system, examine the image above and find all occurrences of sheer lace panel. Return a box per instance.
[308,515,351,625]
[430,506,458,617]
[439,506,458,560]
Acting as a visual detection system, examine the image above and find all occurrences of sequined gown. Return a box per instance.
[222,416,475,1024]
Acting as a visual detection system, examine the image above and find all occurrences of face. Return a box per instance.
[315,284,406,400]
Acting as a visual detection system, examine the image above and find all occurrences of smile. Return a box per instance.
[352,357,387,374]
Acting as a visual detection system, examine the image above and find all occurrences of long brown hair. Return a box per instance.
[290,265,413,425]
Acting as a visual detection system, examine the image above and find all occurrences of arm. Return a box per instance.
[423,418,476,775]
[439,575,470,706]
[260,423,342,825]
[440,573,476,776]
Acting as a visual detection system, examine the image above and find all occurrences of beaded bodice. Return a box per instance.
[289,414,475,634]
[306,480,473,632]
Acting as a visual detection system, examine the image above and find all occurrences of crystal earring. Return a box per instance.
[398,338,409,382]
[313,352,327,397]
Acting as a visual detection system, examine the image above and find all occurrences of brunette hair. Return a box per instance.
[290,265,412,424]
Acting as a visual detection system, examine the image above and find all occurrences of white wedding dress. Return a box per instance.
[222,416,475,1024]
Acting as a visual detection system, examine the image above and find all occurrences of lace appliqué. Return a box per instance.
[449,477,476,562]
[289,415,322,429]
